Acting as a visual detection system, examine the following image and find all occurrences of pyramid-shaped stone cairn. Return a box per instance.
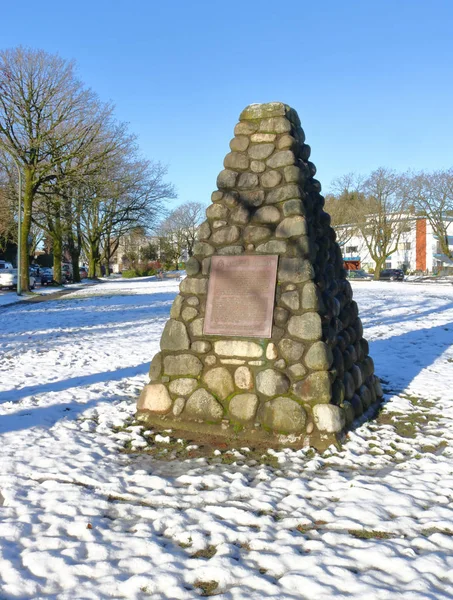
[137,102,383,449]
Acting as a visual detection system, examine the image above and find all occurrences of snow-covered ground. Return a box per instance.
[1,277,453,599]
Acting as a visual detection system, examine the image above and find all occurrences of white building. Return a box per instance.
[340,217,453,273]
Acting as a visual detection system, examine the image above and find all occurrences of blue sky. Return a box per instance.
[2,0,453,212]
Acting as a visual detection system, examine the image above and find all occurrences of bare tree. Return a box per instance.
[0,161,16,252]
[0,47,105,290]
[358,168,409,279]
[326,173,365,248]
[404,169,453,260]
[81,157,175,277]
[158,201,206,266]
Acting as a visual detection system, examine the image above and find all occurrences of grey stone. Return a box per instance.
[287,313,322,341]
[181,307,198,322]
[190,340,211,354]
[343,401,355,426]
[261,397,306,433]
[250,160,266,173]
[304,342,333,370]
[266,150,295,168]
[240,190,265,207]
[292,372,331,402]
[203,367,234,400]
[274,307,289,326]
[281,291,300,311]
[243,226,272,244]
[211,190,223,202]
[375,377,384,398]
[217,245,244,255]
[234,366,253,390]
[211,225,240,245]
[163,354,203,376]
[278,135,297,150]
[251,133,276,143]
[256,369,290,396]
[180,277,208,295]
[230,205,250,226]
[248,143,275,160]
[224,152,249,170]
[189,317,204,337]
[240,102,287,120]
[169,378,198,397]
[202,258,211,275]
[275,216,307,238]
[193,242,215,258]
[256,240,287,254]
[160,319,190,351]
[260,170,282,188]
[278,258,314,283]
[288,363,307,380]
[229,393,259,421]
[343,372,355,400]
[278,338,304,363]
[197,221,211,240]
[205,354,216,366]
[138,384,172,414]
[206,204,229,220]
[186,296,199,307]
[172,397,186,416]
[259,117,292,134]
[253,206,280,224]
[350,364,363,389]
[229,136,250,152]
[184,389,224,421]
[149,352,162,381]
[185,257,200,276]
[234,121,258,135]
[332,379,345,405]
[313,404,345,433]
[282,199,304,216]
[274,358,286,369]
[359,384,372,410]
[170,296,183,318]
[191,341,211,354]
[266,343,278,360]
[217,169,238,189]
[237,172,259,189]
[266,184,301,205]
[272,325,285,341]
[283,165,301,183]
[214,340,263,358]
[301,282,319,310]
[213,221,229,229]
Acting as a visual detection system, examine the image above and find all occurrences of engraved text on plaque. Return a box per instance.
[203,255,278,338]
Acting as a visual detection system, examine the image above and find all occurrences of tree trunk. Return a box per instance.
[52,234,63,284]
[373,259,386,280]
[88,239,101,278]
[20,168,34,292]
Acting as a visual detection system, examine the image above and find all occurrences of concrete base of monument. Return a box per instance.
[135,397,384,452]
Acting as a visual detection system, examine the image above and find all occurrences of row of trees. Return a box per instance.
[0,47,176,287]
[325,167,453,278]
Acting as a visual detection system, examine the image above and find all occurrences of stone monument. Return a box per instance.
[136,102,383,449]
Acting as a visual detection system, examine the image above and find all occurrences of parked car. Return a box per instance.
[346,269,373,281]
[0,260,13,270]
[40,267,54,285]
[0,269,35,290]
[379,268,405,281]
[61,263,73,283]
[79,266,88,279]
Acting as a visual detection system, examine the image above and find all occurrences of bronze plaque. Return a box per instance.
[203,255,278,338]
